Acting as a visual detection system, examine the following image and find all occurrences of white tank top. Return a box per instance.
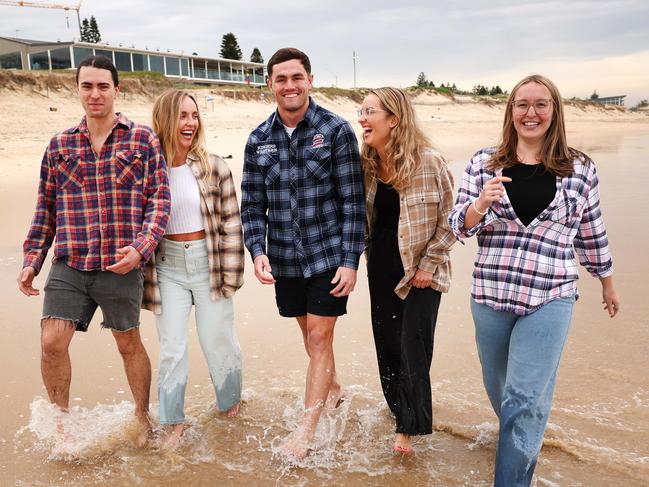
[166,164,204,235]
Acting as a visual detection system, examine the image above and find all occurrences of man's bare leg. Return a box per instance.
[41,318,76,411]
[296,315,343,409]
[283,314,337,459]
[112,327,151,447]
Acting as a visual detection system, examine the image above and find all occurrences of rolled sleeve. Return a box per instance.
[574,165,613,278]
[130,136,170,262]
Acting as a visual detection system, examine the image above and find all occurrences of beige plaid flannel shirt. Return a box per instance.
[142,154,244,314]
[365,150,455,299]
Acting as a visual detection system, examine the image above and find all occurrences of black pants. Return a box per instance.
[367,230,442,435]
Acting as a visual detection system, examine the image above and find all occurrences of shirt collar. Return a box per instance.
[74,112,130,135]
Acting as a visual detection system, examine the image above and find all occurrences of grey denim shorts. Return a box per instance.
[42,260,144,332]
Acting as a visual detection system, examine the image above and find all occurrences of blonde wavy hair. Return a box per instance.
[488,74,578,177]
[360,87,432,192]
[152,89,211,182]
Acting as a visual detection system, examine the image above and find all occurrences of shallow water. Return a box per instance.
[1,114,648,486]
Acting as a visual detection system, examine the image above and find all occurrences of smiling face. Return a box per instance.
[77,66,119,121]
[357,93,398,154]
[267,58,313,123]
[512,81,554,145]
[176,95,199,156]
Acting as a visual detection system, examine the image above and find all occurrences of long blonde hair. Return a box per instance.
[488,74,578,177]
[360,87,432,192]
[152,89,211,182]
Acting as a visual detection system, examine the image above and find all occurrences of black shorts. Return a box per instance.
[42,260,143,332]
[274,269,348,317]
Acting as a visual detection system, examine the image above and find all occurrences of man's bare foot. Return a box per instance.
[223,401,241,418]
[280,428,312,461]
[393,433,413,454]
[133,413,152,448]
[160,423,185,450]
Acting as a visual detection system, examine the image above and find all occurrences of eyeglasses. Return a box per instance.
[356,107,387,118]
[512,99,553,115]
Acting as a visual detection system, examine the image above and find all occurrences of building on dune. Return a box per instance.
[0,36,266,86]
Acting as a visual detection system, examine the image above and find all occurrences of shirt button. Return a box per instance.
[184,244,190,249]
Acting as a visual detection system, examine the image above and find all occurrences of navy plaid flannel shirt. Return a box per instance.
[241,99,366,278]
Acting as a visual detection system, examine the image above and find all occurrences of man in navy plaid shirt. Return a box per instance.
[241,48,365,459]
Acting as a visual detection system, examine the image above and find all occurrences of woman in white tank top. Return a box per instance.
[144,89,245,449]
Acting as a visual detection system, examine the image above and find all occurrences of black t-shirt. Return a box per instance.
[373,181,400,232]
[502,163,556,226]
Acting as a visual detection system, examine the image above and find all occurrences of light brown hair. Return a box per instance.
[488,74,579,177]
[152,89,210,181]
[360,87,433,192]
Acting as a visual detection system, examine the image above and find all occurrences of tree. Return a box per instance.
[416,71,428,87]
[88,16,101,43]
[80,18,90,42]
[590,90,599,100]
[220,33,242,60]
[250,47,264,63]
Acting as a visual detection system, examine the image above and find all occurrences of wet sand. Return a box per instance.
[0,88,648,486]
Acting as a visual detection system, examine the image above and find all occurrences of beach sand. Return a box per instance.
[0,84,647,486]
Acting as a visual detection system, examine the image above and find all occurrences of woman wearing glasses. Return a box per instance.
[143,89,245,449]
[357,87,455,454]
[449,74,620,486]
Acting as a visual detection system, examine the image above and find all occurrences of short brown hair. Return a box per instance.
[267,48,311,77]
[76,55,119,86]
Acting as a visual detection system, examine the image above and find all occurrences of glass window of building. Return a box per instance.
[0,51,22,69]
[206,60,220,80]
[149,55,164,73]
[165,56,180,76]
[30,51,49,70]
[95,49,113,61]
[132,53,146,71]
[193,61,206,79]
[181,58,189,77]
[73,47,93,65]
[114,51,131,71]
[50,47,72,69]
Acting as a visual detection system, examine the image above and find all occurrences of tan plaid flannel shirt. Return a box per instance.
[365,150,455,299]
[142,154,244,314]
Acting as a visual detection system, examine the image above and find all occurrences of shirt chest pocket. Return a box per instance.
[405,190,440,227]
[115,150,144,187]
[548,190,579,225]
[56,152,84,192]
[257,153,281,187]
[304,146,332,181]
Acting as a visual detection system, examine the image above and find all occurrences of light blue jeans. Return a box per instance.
[155,238,242,424]
[471,296,575,487]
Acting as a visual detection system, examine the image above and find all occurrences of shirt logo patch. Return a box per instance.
[312,134,325,149]
[256,144,278,155]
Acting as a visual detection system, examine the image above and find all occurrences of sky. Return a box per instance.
[3,0,648,105]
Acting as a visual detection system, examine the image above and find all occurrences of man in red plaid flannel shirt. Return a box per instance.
[17,55,170,446]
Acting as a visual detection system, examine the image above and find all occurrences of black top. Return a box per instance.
[373,181,400,233]
[503,163,557,226]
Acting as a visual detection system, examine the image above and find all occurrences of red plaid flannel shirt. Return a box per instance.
[23,113,171,274]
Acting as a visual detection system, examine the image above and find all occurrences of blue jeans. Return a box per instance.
[471,296,575,487]
[155,239,242,424]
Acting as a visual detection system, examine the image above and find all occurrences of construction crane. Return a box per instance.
[0,1,83,36]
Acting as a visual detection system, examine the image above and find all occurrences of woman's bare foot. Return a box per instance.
[393,433,413,454]
[223,402,241,418]
[325,386,345,410]
[160,423,185,450]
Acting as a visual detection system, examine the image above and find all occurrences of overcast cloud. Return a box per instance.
[3,0,648,104]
